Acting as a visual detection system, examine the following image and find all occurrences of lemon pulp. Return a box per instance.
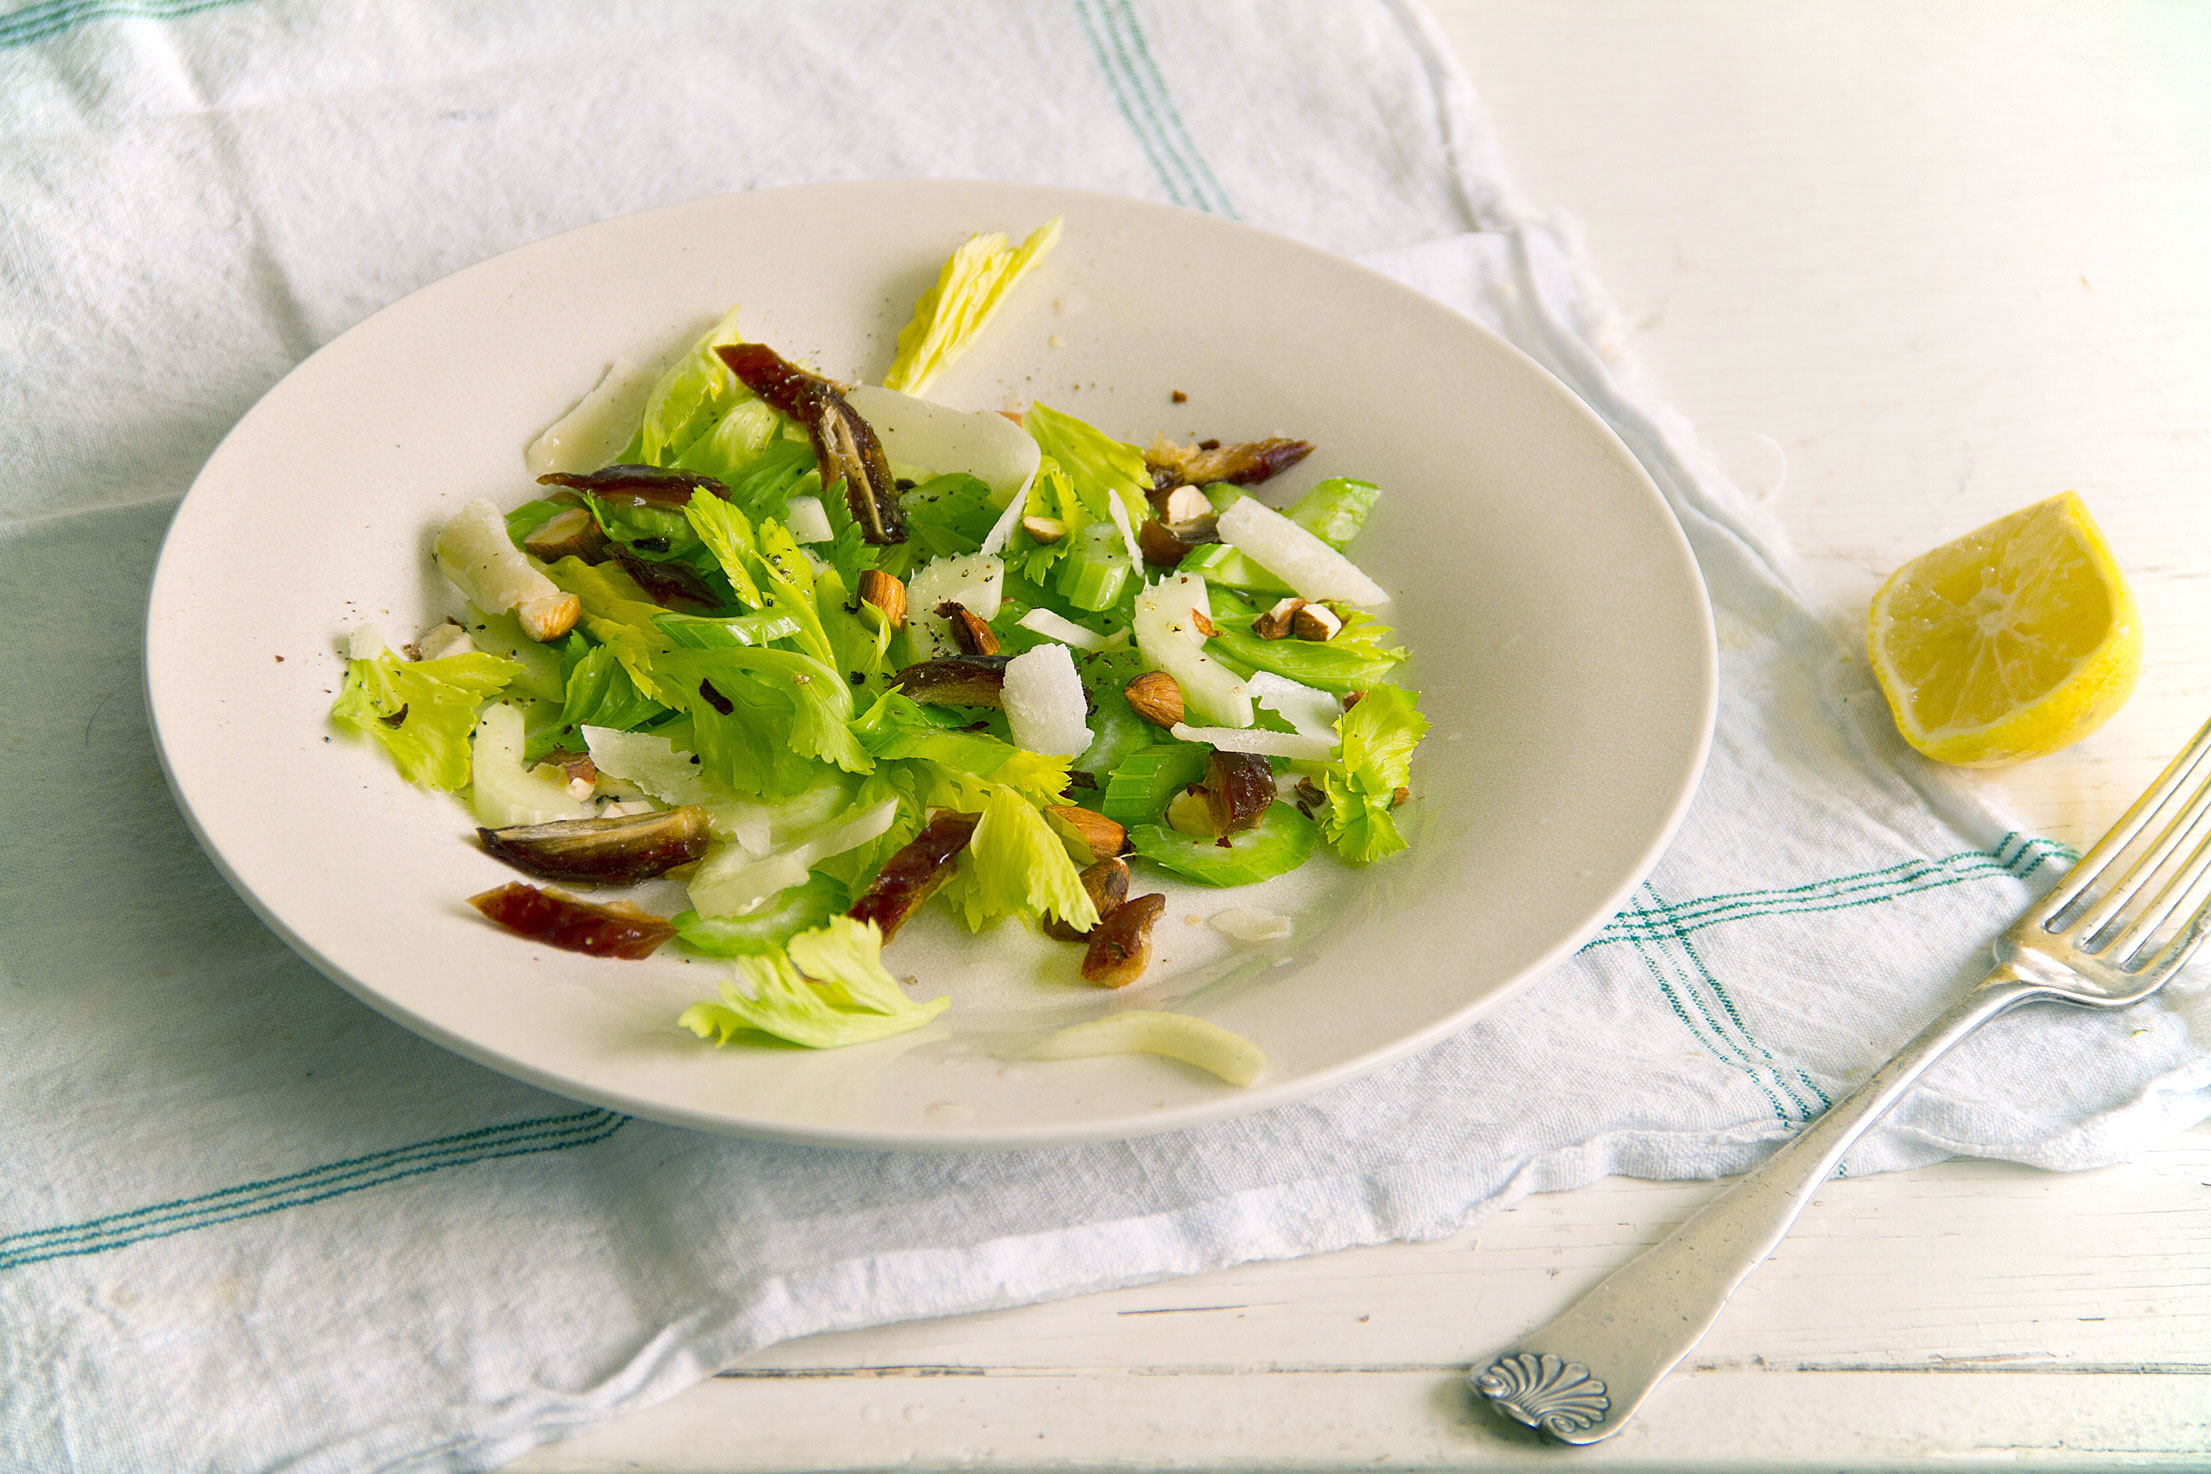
[1867,491,2139,767]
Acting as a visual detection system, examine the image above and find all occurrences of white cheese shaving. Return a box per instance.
[904,552,1005,659]
[1215,496,1390,607]
[1245,670,1340,740]
[524,357,654,476]
[1015,608,1107,652]
[1210,907,1294,943]
[1169,723,1335,762]
[1002,643,1094,756]
[413,621,476,661]
[847,385,1040,507]
[434,498,564,622]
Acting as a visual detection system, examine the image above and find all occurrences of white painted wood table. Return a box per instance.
[513,5,2211,1468]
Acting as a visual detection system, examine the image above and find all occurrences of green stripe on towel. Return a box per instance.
[1070,0,1235,217]
[0,1109,626,1273]
[0,0,252,50]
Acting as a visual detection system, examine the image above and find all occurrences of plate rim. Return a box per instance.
[144,177,1719,1151]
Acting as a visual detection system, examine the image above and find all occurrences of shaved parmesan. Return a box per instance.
[1216,497,1390,607]
[847,385,1041,507]
[1246,670,1339,740]
[414,622,477,661]
[1015,608,1107,652]
[1029,1010,1266,1086]
[1169,723,1335,762]
[1002,643,1093,755]
[435,498,565,624]
[525,357,654,476]
[1210,907,1293,943]
[904,553,1006,659]
[687,797,899,919]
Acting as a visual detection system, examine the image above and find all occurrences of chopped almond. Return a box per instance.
[856,569,907,631]
[1124,671,1185,727]
[1021,515,1068,546]
[1048,805,1128,865]
[940,601,1000,657]
[1290,602,1343,642]
[517,592,581,643]
[1251,597,1307,640]
[1160,485,1214,528]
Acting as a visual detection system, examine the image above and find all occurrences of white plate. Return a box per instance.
[146,180,1715,1150]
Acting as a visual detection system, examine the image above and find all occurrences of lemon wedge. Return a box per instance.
[1868,491,2139,767]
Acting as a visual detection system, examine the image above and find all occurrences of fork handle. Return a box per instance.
[1472,964,2056,1443]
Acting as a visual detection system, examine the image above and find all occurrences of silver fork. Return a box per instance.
[1473,714,2211,1444]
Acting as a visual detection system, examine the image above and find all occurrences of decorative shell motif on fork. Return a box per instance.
[1473,1352,1609,1436]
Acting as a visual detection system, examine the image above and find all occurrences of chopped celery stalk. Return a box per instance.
[1128,802,1319,887]
[1176,542,1293,597]
[471,702,590,827]
[884,220,1061,397]
[1206,620,1405,694]
[1132,572,1251,727]
[1029,1010,1265,1086]
[654,610,805,649]
[1055,520,1132,611]
[674,873,850,956]
[1099,741,1210,827]
[1286,478,1379,550]
[1072,648,1156,781]
[1204,590,1408,694]
[1200,483,1247,517]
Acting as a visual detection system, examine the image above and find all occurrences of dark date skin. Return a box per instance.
[1145,437,1312,490]
[468,882,676,959]
[847,811,980,941]
[477,807,710,886]
[716,342,908,545]
[1202,750,1275,838]
[1081,892,1166,987]
[892,655,1011,708]
[1042,857,1132,943]
[536,464,729,508]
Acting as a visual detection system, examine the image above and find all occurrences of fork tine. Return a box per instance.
[2098,819,2211,965]
[2036,712,2211,924]
[2138,879,2211,981]
[2071,764,2211,946]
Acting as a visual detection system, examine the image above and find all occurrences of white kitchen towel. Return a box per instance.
[4,2,2208,1471]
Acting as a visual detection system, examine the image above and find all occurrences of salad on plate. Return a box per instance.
[328,220,1428,1086]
